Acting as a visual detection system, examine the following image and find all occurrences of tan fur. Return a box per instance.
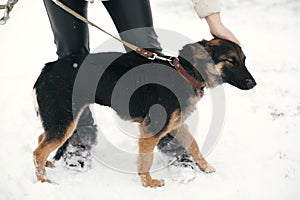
[137,105,215,187]
[33,140,62,183]
[138,135,164,188]
[37,133,55,168]
[209,39,221,46]
[170,125,212,171]
[32,89,39,114]
[33,121,76,183]
[194,47,209,60]
[184,89,204,120]
[33,106,88,183]
[38,133,45,144]
[137,111,186,188]
[208,62,222,76]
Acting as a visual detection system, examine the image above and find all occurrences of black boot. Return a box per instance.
[65,107,97,171]
[53,107,97,171]
[157,134,198,183]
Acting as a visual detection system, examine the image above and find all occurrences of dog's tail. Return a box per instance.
[53,140,69,161]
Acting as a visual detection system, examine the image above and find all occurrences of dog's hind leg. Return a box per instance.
[170,124,216,173]
[138,126,165,188]
[37,133,55,168]
[33,121,77,183]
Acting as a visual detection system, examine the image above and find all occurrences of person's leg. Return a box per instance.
[102,0,162,52]
[43,0,90,57]
[43,0,97,170]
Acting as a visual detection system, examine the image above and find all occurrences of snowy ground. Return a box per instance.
[0,0,300,199]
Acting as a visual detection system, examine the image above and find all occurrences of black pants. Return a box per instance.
[44,0,185,157]
[43,0,162,57]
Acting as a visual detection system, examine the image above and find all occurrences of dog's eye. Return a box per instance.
[226,59,234,64]
[220,59,234,64]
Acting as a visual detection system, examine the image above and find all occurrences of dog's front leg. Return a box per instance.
[138,126,165,188]
[170,124,216,173]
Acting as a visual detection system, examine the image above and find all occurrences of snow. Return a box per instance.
[0,0,300,199]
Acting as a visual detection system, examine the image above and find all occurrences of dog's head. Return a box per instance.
[178,38,256,90]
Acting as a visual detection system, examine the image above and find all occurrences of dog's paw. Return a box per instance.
[45,161,55,168]
[142,179,165,188]
[37,176,52,184]
[201,164,216,173]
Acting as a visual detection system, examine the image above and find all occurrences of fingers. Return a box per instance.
[205,12,241,46]
[210,24,241,46]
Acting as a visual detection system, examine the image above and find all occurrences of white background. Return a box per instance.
[0,0,299,199]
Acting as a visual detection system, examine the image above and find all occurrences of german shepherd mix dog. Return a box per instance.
[33,38,256,187]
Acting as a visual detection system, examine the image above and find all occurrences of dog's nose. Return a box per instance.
[246,79,256,89]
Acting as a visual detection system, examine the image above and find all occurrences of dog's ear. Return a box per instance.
[198,39,209,46]
[179,43,197,65]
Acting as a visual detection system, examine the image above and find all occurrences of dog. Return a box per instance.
[33,38,256,187]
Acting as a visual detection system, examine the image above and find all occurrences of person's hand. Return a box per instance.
[205,12,240,45]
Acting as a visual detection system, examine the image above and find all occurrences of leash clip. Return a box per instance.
[150,53,179,68]
[168,57,179,67]
[152,53,178,66]
[148,52,157,60]
[0,0,18,25]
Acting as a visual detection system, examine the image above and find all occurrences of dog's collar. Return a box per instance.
[136,48,206,90]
